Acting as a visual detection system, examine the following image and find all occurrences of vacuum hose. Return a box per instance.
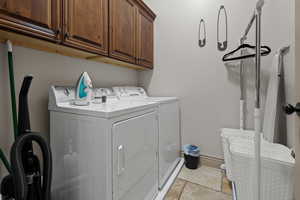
[0,76,53,200]
[11,133,52,200]
[17,76,40,176]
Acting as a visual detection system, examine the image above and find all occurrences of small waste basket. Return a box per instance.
[183,145,200,169]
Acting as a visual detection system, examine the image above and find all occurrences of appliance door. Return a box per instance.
[50,112,110,200]
[113,112,158,200]
[159,101,181,189]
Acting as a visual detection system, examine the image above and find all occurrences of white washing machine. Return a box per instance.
[49,86,159,200]
[113,87,181,189]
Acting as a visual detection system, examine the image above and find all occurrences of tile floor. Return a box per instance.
[164,165,232,200]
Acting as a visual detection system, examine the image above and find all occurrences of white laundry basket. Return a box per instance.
[220,128,265,181]
[230,138,294,200]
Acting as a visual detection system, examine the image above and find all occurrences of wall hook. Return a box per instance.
[217,5,228,51]
[198,19,206,47]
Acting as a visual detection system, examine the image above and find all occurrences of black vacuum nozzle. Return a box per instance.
[18,75,33,135]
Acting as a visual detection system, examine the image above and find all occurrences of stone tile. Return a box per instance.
[180,182,232,200]
[221,175,232,195]
[164,178,186,200]
[178,166,222,191]
[200,156,224,169]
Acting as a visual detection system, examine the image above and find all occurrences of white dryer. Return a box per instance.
[49,86,159,200]
[113,87,181,189]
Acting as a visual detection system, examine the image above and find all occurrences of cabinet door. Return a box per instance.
[113,112,158,200]
[63,0,108,55]
[136,8,154,68]
[109,0,136,64]
[0,0,60,41]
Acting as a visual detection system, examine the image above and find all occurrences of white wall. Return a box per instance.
[0,45,138,175]
[139,0,294,158]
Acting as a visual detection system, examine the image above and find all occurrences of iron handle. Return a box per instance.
[283,103,300,116]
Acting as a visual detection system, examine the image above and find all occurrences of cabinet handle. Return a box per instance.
[138,58,147,62]
[55,29,61,35]
[64,32,70,39]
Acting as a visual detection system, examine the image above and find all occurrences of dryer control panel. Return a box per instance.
[113,87,148,99]
[93,88,115,98]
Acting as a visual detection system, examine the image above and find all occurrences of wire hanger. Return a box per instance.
[198,19,206,47]
[222,43,271,62]
[217,5,228,51]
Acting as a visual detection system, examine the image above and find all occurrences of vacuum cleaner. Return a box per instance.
[1,75,52,200]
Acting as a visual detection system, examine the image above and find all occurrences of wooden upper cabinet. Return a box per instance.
[109,0,156,67]
[136,7,154,68]
[109,0,136,64]
[63,0,108,55]
[0,0,60,41]
[0,0,156,69]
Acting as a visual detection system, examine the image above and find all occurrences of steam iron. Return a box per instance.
[1,75,52,200]
[74,72,93,106]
